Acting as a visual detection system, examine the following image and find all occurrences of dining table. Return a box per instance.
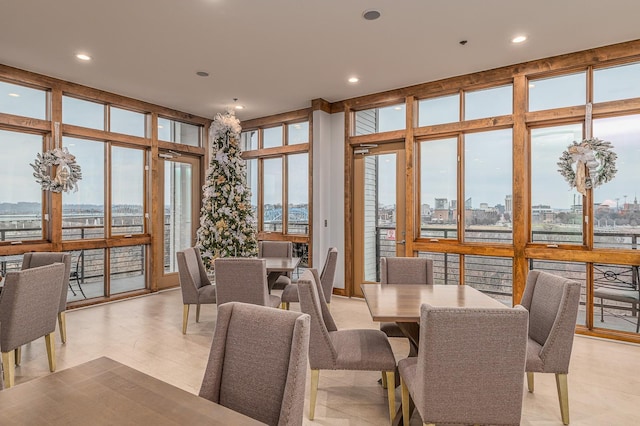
[361,283,509,355]
[262,256,301,291]
[0,356,265,425]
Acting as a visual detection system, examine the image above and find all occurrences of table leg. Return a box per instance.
[397,322,420,357]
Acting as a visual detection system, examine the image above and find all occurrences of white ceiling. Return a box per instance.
[1,0,638,121]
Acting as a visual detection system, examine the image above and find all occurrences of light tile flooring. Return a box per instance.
[11,288,640,425]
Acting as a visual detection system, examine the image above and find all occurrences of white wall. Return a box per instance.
[312,110,345,289]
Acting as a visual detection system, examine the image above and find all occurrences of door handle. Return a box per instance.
[396,240,406,245]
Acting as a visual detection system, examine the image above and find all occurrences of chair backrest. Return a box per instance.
[380,257,433,284]
[176,247,211,305]
[319,247,338,302]
[416,303,529,425]
[258,241,293,258]
[21,252,71,314]
[0,263,66,352]
[296,270,338,370]
[214,258,270,306]
[520,270,581,373]
[199,302,310,426]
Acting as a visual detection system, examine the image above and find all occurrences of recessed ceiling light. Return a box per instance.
[76,53,92,61]
[511,35,527,44]
[8,93,20,97]
[362,9,381,21]
[348,77,359,83]
[234,105,245,110]
[196,71,209,77]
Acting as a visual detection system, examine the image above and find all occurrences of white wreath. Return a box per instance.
[31,147,82,193]
[557,138,617,196]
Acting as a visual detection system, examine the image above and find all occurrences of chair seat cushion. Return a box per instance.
[398,356,419,404]
[197,284,217,304]
[272,275,291,290]
[380,322,405,338]
[330,329,396,371]
[268,294,282,308]
[525,337,544,372]
[593,287,639,303]
[281,283,299,303]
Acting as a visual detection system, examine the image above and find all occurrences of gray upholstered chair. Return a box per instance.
[21,252,72,344]
[214,257,281,308]
[259,241,293,289]
[281,246,337,310]
[0,263,67,388]
[176,247,217,334]
[199,302,310,426]
[379,257,433,342]
[297,270,397,424]
[520,270,581,425]
[399,303,529,426]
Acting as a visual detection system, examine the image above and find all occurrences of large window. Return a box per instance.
[157,117,201,146]
[354,103,405,135]
[263,157,283,232]
[110,106,145,137]
[0,129,44,242]
[0,80,47,119]
[287,153,308,234]
[63,96,105,130]
[529,72,586,111]
[111,146,145,235]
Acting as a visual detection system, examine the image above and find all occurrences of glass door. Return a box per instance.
[352,143,406,297]
[156,156,199,289]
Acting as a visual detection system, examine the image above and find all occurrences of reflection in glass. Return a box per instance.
[157,118,200,146]
[593,263,640,334]
[110,106,145,137]
[164,161,192,273]
[0,81,46,119]
[263,158,282,231]
[63,96,104,130]
[67,249,105,302]
[420,138,458,238]
[241,130,258,151]
[531,125,583,243]
[287,154,308,234]
[465,255,513,303]
[288,121,309,145]
[530,260,586,326]
[62,137,105,239]
[465,85,512,120]
[354,104,405,135]
[529,72,586,111]
[111,147,145,235]
[0,129,43,241]
[594,62,640,103]
[464,130,512,242]
[110,245,146,294]
[263,126,283,149]
[418,94,460,126]
[593,115,640,248]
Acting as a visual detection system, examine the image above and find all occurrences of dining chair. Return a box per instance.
[281,246,337,310]
[0,263,67,388]
[379,257,433,347]
[297,270,397,424]
[520,270,581,425]
[398,303,529,426]
[214,257,281,308]
[21,252,72,344]
[176,247,217,334]
[259,241,293,289]
[199,302,310,426]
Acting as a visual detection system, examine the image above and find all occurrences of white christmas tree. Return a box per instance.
[196,110,257,270]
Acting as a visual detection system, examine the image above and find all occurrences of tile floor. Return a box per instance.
[10,288,640,425]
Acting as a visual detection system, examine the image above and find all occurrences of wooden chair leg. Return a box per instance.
[281,302,289,310]
[381,371,388,389]
[385,371,395,425]
[182,305,189,334]
[1,351,15,388]
[527,371,534,392]
[196,304,201,323]
[309,369,319,420]
[59,311,67,344]
[14,347,21,366]
[401,377,410,426]
[45,333,56,372]
[556,373,570,425]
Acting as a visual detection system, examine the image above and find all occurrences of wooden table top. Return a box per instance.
[262,256,301,272]
[0,357,265,426]
[361,284,509,322]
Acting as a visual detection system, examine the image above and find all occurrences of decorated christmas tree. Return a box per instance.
[196,110,257,270]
